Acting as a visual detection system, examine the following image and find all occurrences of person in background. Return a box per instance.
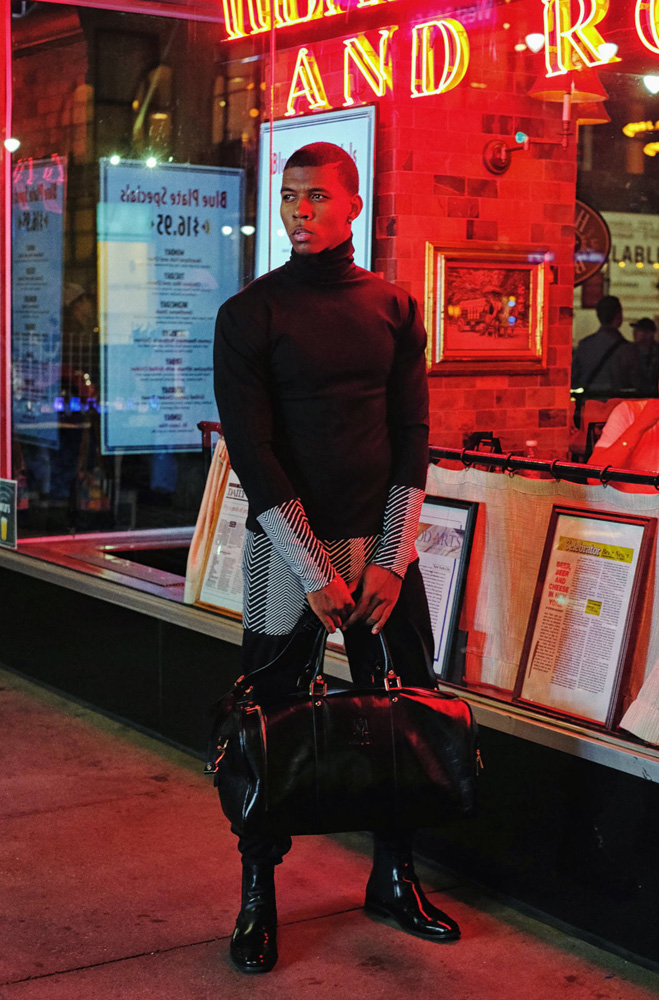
[588,395,659,493]
[214,142,459,974]
[631,317,659,398]
[572,295,639,394]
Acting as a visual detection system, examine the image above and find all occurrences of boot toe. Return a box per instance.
[365,894,461,942]
[230,925,278,973]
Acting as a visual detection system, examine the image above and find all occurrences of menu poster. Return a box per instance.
[197,468,248,617]
[515,506,656,728]
[0,479,18,550]
[12,155,67,448]
[98,159,243,454]
[417,497,478,678]
[255,106,375,276]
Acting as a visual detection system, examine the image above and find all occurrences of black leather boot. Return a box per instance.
[229,862,278,973]
[365,836,460,942]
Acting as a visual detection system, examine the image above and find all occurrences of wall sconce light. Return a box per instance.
[484,69,609,174]
[482,136,528,174]
[575,102,611,126]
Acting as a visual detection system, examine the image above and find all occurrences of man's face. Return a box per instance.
[280,164,362,255]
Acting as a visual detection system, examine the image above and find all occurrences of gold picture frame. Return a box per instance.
[424,243,549,373]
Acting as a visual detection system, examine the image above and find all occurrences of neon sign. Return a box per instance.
[343,28,397,107]
[224,2,658,118]
[541,0,619,76]
[636,0,659,54]
[221,0,398,40]
[285,47,331,115]
[285,21,471,114]
[411,19,470,97]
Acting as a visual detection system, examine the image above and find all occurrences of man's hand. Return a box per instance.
[306,575,355,633]
[343,564,402,634]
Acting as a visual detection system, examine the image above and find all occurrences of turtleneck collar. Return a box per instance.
[284,237,356,284]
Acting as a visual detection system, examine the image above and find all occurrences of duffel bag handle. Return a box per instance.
[306,626,401,694]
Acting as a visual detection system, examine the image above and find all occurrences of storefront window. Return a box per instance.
[10,1,266,546]
[7,0,658,593]
[574,65,659,345]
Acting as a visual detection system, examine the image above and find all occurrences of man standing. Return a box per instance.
[572,295,639,394]
[214,142,459,974]
[630,317,659,398]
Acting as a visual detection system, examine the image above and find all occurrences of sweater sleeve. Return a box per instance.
[214,295,336,592]
[372,294,429,577]
[592,401,635,452]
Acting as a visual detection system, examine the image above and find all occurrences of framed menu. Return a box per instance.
[514,506,656,728]
[196,467,248,618]
[417,496,478,679]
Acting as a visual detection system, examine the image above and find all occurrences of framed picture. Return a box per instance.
[424,243,549,373]
[514,506,656,729]
[417,496,478,679]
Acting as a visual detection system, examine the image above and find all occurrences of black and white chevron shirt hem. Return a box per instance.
[242,529,380,635]
[257,498,336,593]
[372,484,425,579]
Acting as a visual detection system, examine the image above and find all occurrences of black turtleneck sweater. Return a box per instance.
[214,239,429,632]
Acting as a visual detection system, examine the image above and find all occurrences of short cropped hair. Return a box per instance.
[284,142,359,195]
[596,295,622,325]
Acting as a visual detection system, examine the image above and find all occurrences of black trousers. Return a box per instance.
[234,559,436,865]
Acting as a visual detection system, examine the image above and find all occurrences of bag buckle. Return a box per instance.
[383,669,402,691]
[204,739,229,775]
[310,673,327,698]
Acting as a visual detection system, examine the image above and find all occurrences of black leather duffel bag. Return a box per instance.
[205,628,480,837]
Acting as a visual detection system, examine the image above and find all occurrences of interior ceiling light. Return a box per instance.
[644,75,659,95]
[4,137,20,152]
[622,120,659,138]
[598,42,619,60]
[514,42,527,52]
[525,33,545,54]
[643,141,659,156]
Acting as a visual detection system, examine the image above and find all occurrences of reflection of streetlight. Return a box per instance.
[598,42,618,60]
[524,33,544,53]
[4,137,20,153]
[109,154,121,165]
[241,225,256,236]
[146,156,157,168]
[221,225,233,236]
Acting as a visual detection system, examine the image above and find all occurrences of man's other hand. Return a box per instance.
[344,564,402,634]
[306,576,355,633]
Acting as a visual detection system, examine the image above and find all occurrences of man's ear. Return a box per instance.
[349,193,363,223]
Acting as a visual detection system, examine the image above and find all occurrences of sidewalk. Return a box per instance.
[1,666,658,1000]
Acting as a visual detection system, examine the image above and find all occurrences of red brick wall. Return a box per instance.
[12,15,89,164]
[272,19,577,458]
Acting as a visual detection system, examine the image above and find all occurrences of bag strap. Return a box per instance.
[231,619,313,699]
[235,625,398,699]
[581,338,623,391]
